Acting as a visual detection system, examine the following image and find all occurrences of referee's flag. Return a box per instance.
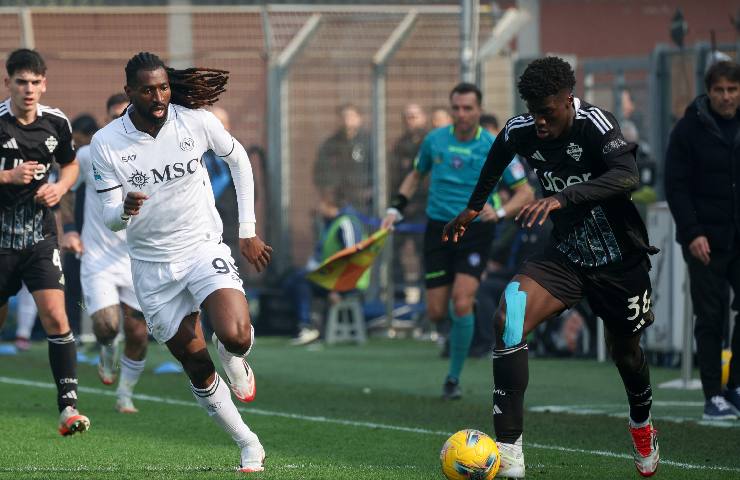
[307,228,390,292]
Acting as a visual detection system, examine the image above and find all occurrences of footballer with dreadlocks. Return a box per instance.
[90,52,270,472]
[443,57,660,477]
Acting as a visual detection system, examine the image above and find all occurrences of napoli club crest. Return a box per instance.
[566,143,582,161]
[180,137,195,151]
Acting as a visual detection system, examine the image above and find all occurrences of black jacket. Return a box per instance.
[665,95,740,250]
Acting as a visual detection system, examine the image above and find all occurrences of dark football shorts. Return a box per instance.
[518,249,654,337]
[0,237,65,305]
[424,219,495,289]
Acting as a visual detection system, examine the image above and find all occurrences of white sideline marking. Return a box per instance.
[2,376,740,474]
[529,404,740,429]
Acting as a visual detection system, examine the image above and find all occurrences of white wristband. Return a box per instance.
[239,222,256,238]
[496,207,506,220]
[386,207,404,223]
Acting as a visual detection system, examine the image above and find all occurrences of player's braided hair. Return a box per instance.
[125,52,229,109]
[517,56,575,103]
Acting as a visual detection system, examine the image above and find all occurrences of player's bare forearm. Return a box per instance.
[57,160,80,194]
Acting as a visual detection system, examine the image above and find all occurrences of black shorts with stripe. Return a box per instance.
[423,219,494,289]
[0,237,65,305]
[519,247,654,337]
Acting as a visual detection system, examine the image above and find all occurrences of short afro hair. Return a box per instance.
[517,57,575,103]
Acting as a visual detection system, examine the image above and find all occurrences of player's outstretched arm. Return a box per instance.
[466,133,513,214]
[442,208,480,243]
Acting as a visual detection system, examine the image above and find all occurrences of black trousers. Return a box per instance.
[682,245,740,399]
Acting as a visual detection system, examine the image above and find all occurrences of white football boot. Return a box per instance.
[115,396,139,414]
[629,419,659,477]
[496,435,525,478]
[58,406,90,436]
[238,434,265,473]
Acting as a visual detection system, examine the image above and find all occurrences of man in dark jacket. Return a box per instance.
[665,60,740,420]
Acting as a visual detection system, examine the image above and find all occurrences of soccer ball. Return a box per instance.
[440,429,500,480]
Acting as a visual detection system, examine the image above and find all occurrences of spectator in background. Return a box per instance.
[313,104,373,216]
[665,60,740,420]
[431,107,452,129]
[390,103,429,288]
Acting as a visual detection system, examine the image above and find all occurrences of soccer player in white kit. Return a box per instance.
[91,52,271,472]
[67,93,149,413]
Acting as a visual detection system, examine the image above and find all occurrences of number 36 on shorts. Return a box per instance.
[626,289,652,332]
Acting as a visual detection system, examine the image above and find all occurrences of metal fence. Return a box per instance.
[0,4,512,281]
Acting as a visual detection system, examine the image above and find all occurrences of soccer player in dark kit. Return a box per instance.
[443,57,659,477]
[0,49,89,435]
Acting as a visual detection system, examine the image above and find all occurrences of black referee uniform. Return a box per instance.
[0,98,75,303]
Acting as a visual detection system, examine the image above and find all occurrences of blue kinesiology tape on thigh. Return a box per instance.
[503,281,527,348]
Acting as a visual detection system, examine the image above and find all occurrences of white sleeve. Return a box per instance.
[203,111,256,238]
[90,138,129,232]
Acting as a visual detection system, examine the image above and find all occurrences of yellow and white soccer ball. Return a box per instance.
[722,349,732,388]
[440,429,500,480]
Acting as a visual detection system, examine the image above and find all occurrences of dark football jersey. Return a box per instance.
[468,98,653,268]
[0,99,75,250]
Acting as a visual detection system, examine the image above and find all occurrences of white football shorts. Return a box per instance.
[80,259,140,316]
[131,241,245,343]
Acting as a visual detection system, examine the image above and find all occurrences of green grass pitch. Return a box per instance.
[0,337,738,479]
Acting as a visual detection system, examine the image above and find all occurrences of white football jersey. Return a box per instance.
[90,104,234,262]
[76,144,130,273]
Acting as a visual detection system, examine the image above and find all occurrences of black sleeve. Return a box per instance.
[467,133,515,211]
[55,117,76,165]
[664,119,703,244]
[552,113,639,208]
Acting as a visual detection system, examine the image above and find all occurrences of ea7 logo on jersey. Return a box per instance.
[45,136,58,153]
[121,154,136,163]
[566,143,582,161]
[534,169,592,193]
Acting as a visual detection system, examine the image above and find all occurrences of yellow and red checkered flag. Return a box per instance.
[307,228,390,292]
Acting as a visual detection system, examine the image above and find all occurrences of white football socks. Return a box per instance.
[217,325,255,360]
[191,373,257,448]
[100,343,117,372]
[117,355,145,399]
